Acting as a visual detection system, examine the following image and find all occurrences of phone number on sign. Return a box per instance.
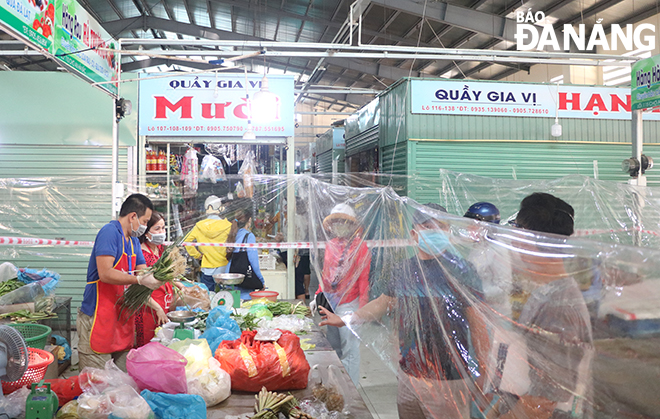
[146,125,286,132]
[420,106,550,114]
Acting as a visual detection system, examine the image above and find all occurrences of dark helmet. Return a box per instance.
[464,202,500,224]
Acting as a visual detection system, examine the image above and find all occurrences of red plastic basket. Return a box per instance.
[1,348,54,394]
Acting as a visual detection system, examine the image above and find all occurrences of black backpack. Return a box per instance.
[229,233,263,290]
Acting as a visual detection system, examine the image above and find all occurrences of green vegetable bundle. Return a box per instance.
[0,309,57,323]
[118,244,187,319]
[0,279,24,297]
[266,301,311,317]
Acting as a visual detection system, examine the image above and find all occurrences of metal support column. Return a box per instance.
[286,136,296,299]
[630,109,646,246]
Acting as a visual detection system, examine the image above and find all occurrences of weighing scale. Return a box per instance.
[167,310,196,340]
[212,273,244,309]
[26,381,58,419]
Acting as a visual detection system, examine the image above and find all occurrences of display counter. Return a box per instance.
[262,262,288,299]
[208,317,373,418]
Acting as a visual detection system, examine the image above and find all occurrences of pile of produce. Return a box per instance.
[252,387,315,419]
[0,279,24,297]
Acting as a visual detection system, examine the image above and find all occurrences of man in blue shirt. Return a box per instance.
[77,194,162,371]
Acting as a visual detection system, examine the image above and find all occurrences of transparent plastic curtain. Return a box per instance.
[1,172,660,417]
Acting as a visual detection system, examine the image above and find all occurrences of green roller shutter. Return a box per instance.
[317,150,333,173]
[0,144,128,322]
[346,126,379,157]
[407,140,660,202]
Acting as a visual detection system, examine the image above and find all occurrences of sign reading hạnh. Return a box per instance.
[631,54,660,111]
[411,80,660,120]
[138,73,295,137]
[52,0,118,95]
[0,0,54,50]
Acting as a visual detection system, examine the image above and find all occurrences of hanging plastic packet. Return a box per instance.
[200,155,226,183]
[237,150,256,198]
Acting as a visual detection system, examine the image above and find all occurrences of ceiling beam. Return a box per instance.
[104,16,265,41]
[369,0,517,42]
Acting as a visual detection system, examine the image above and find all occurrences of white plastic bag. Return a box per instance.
[186,357,231,407]
[238,151,256,198]
[0,387,31,419]
[0,262,18,283]
[200,155,226,183]
[79,359,139,395]
[77,384,153,419]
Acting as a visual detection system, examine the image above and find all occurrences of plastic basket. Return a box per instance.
[249,290,279,302]
[7,323,51,349]
[1,347,54,393]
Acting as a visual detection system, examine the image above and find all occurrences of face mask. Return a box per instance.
[148,232,166,245]
[417,229,452,255]
[332,223,355,239]
[131,216,147,238]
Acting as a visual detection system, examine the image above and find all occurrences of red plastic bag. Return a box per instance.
[215,330,310,392]
[44,376,82,406]
[126,342,188,394]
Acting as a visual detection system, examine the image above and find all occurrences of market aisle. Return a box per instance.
[356,344,399,419]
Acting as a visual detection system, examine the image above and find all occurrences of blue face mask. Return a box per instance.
[417,229,451,255]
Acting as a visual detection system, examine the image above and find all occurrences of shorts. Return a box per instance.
[295,255,311,296]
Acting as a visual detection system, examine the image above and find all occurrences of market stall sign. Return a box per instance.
[138,74,295,137]
[411,80,660,120]
[631,54,660,111]
[52,0,118,95]
[0,0,54,50]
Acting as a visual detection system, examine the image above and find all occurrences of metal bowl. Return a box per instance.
[167,310,197,323]
[213,273,245,285]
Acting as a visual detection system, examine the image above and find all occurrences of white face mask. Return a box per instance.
[131,216,148,238]
[148,232,166,245]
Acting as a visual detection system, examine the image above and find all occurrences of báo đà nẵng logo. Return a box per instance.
[514,10,655,51]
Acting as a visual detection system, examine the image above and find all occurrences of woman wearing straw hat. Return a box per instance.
[315,203,371,385]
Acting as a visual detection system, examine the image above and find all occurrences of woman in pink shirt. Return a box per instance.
[317,203,371,385]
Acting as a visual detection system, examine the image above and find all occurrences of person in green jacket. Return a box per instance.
[185,195,237,290]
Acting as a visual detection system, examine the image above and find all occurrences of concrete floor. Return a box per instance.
[356,344,399,419]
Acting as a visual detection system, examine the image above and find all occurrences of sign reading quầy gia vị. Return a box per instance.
[411,80,660,120]
[138,73,295,137]
[52,0,118,95]
[0,0,54,50]
[632,54,660,111]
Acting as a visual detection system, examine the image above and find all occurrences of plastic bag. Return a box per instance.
[186,357,231,407]
[79,360,139,395]
[168,339,212,379]
[0,282,44,305]
[0,386,31,419]
[51,334,72,362]
[17,267,59,294]
[257,315,314,334]
[77,385,153,419]
[248,304,273,320]
[57,400,79,419]
[206,306,241,333]
[215,330,310,392]
[126,342,188,394]
[200,155,226,183]
[200,326,241,354]
[172,285,210,311]
[238,150,256,198]
[45,376,82,406]
[140,390,206,419]
[0,262,18,282]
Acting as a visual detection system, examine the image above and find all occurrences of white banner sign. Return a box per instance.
[139,73,295,136]
[410,80,660,120]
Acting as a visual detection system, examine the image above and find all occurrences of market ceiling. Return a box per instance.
[0,0,657,111]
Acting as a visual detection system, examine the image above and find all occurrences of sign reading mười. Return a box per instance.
[632,54,660,111]
[411,80,660,120]
[52,0,118,95]
[0,0,54,50]
[138,73,295,137]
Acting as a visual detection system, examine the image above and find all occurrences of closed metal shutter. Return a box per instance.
[0,145,128,321]
[346,126,379,157]
[317,150,333,173]
[408,140,660,201]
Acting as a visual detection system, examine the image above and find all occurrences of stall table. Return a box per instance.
[208,319,373,418]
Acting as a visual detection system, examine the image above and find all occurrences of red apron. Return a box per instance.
[89,237,137,353]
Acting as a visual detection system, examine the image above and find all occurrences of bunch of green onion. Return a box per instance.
[118,244,187,319]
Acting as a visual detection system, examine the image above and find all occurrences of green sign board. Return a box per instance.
[631,54,660,111]
[52,0,118,95]
[0,0,53,49]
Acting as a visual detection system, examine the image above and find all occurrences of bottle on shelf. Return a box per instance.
[146,150,153,171]
[159,150,167,171]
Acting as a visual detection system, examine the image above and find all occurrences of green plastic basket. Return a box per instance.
[7,323,51,349]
